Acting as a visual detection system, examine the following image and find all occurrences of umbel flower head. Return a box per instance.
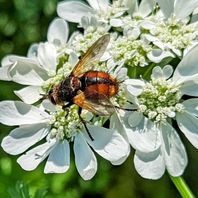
[0,17,130,180]
[121,44,198,179]
[1,0,198,184]
[0,100,129,180]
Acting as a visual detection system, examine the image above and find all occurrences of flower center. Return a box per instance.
[71,26,108,55]
[111,36,152,67]
[151,16,197,50]
[138,78,183,122]
[49,105,83,141]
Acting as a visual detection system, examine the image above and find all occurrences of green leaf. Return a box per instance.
[34,189,48,198]
[8,181,30,198]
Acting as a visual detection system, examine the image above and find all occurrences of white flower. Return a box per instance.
[0,18,79,105]
[146,0,198,61]
[57,0,128,26]
[111,0,156,31]
[0,100,129,180]
[109,34,152,67]
[120,44,198,179]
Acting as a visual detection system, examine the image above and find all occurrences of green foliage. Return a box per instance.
[8,181,47,198]
[8,181,31,198]
[0,0,58,60]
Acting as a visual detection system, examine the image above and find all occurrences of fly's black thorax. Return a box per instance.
[59,76,81,103]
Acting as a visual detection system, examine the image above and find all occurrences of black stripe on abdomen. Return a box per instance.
[85,76,112,86]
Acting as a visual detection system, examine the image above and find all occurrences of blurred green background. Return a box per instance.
[0,0,198,197]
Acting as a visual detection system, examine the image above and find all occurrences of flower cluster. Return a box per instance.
[1,0,198,181]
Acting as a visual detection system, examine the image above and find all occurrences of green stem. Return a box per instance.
[170,176,195,198]
[142,63,156,79]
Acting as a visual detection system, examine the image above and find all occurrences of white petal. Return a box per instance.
[40,99,56,113]
[182,98,198,117]
[110,18,124,27]
[134,149,165,179]
[68,31,80,45]
[110,113,131,165]
[176,111,198,149]
[144,34,158,42]
[115,67,128,82]
[140,21,155,30]
[87,0,109,11]
[17,140,56,171]
[160,122,187,176]
[1,123,49,155]
[173,44,198,84]
[68,52,79,66]
[1,55,15,66]
[193,6,198,15]
[80,16,90,28]
[151,66,163,79]
[174,0,198,19]
[156,0,174,18]
[125,116,161,152]
[152,40,166,49]
[14,86,42,104]
[0,65,12,81]
[178,75,198,96]
[128,111,143,127]
[9,57,48,86]
[74,133,97,180]
[84,125,129,163]
[57,1,94,23]
[47,18,69,46]
[0,55,26,81]
[169,46,182,57]
[138,0,156,17]
[125,0,138,15]
[44,140,70,173]
[147,49,174,63]
[27,43,38,58]
[0,101,50,126]
[162,65,174,79]
[151,65,173,80]
[37,43,57,72]
[100,51,111,62]
[124,79,145,96]
[124,27,140,39]
[0,55,19,81]
[183,41,198,55]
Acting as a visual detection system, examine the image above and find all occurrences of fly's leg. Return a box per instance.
[78,107,94,141]
[62,102,72,118]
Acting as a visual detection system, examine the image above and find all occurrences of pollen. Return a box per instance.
[110,35,152,67]
[138,78,182,122]
[151,16,197,50]
[49,105,82,141]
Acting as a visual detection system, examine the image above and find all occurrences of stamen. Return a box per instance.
[138,78,182,122]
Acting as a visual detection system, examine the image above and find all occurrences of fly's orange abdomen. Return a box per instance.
[81,71,118,100]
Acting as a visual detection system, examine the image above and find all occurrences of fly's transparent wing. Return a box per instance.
[71,34,110,77]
